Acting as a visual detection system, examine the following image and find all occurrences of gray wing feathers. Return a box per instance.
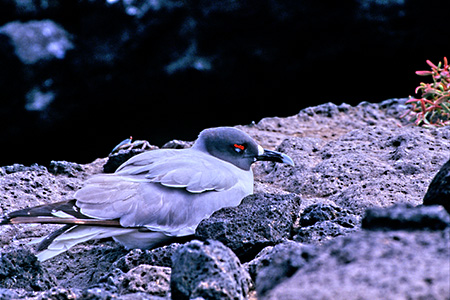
[115,149,238,192]
[73,149,253,236]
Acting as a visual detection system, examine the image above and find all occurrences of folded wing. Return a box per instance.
[74,149,252,236]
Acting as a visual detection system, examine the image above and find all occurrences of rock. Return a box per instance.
[292,203,360,244]
[171,239,251,300]
[0,248,56,291]
[261,230,450,300]
[162,140,194,149]
[362,204,450,231]
[103,149,150,173]
[0,288,28,300]
[78,287,117,300]
[423,158,450,213]
[258,126,450,215]
[299,203,358,227]
[112,244,181,272]
[195,193,301,261]
[294,220,359,244]
[40,241,128,290]
[0,163,47,175]
[250,242,317,296]
[37,287,77,300]
[48,160,84,177]
[0,99,449,299]
[117,265,171,296]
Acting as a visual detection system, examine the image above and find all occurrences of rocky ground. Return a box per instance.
[0,99,449,300]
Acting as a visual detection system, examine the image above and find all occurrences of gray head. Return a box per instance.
[192,127,294,170]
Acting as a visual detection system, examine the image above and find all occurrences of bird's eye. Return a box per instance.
[233,144,245,154]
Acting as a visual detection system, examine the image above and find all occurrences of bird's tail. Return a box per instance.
[30,225,133,261]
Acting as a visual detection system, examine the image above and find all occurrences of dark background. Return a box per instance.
[0,0,448,166]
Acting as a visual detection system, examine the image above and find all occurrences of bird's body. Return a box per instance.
[1,127,294,261]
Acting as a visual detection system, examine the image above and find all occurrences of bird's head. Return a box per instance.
[192,127,294,171]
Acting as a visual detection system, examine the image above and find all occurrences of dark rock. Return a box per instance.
[103,149,149,173]
[171,239,251,300]
[292,203,360,244]
[423,158,450,213]
[195,193,301,261]
[0,248,56,291]
[48,160,84,177]
[162,139,194,149]
[253,242,318,297]
[294,220,359,244]
[112,244,181,272]
[362,204,450,231]
[299,203,357,227]
[40,241,128,290]
[261,230,450,300]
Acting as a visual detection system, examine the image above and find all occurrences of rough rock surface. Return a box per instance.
[293,202,360,244]
[0,248,56,291]
[362,203,450,231]
[424,157,450,213]
[117,264,171,296]
[195,193,301,262]
[0,99,449,299]
[171,240,251,300]
[260,229,450,300]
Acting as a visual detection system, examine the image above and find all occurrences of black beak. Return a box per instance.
[256,149,295,166]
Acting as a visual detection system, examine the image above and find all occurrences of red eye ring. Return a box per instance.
[234,144,245,150]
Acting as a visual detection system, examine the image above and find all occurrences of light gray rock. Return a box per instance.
[261,230,450,300]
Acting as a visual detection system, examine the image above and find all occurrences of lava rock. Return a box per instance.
[423,157,450,213]
[117,265,171,296]
[171,239,251,300]
[299,203,358,227]
[103,149,146,173]
[112,244,181,272]
[362,204,450,231]
[261,230,450,300]
[37,287,77,300]
[293,203,360,244]
[259,126,450,215]
[78,287,117,300]
[103,148,156,173]
[161,139,194,149]
[195,193,301,261]
[250,242,317,296]
[0,248,56,291]
[0,288,28,300]
[294,220,359,244]
[0,163,47,175]
[48,160,84,177]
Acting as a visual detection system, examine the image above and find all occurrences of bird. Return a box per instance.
[1,127,294,261]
